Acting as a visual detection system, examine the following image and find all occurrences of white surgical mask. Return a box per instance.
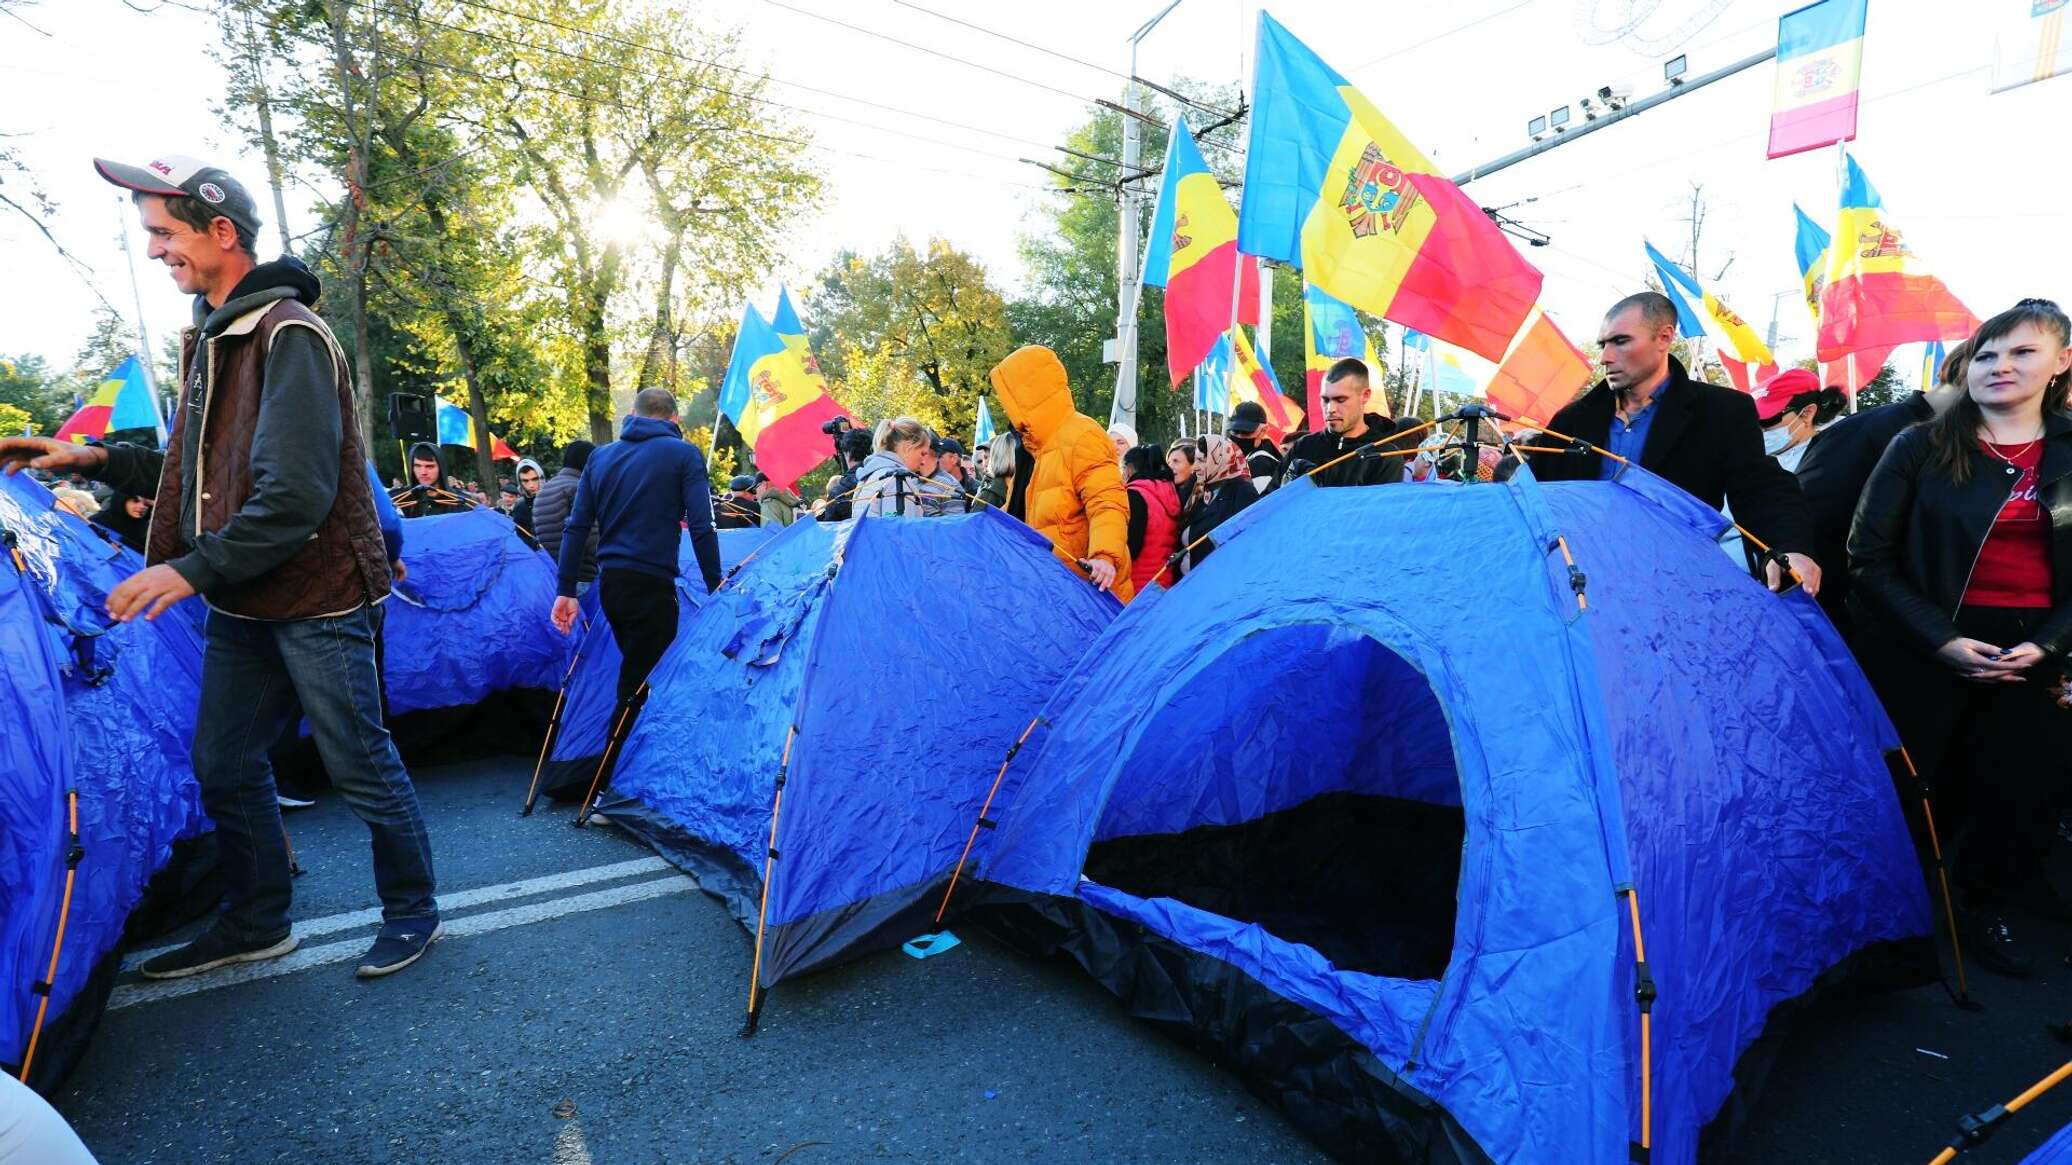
[1762,424,1796,456]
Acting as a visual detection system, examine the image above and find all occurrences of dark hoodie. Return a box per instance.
[91,492,151,553]
[99,257,358,592]
[1282,413,1404,488]
[396,441,469,518]
[557,414,721,596]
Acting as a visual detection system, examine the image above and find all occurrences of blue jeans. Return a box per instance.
[192,603,439,941]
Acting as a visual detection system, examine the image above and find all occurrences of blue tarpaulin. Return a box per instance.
[540,527,779,797]
[970,468,1933,1165]
[0,472,208,1089]
[2026,1119,2072,1164]
[382,509,568,716]
[604,509,1120,986]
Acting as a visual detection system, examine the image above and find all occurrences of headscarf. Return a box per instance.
[91,492,151,553]
[1193,433,1247,489]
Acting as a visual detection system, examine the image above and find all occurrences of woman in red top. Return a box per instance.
[1849,299,2072,977]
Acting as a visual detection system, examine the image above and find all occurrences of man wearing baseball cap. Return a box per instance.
[1224,401,1285,493]
[0,156,442,980]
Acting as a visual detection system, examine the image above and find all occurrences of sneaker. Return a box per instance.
[1965,912,2033,978]
[276,792,316,811]
[355,923,444,979]
[582,810,617,829]
[138,927,298,980]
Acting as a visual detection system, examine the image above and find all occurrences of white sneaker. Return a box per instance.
[277,793,316,811]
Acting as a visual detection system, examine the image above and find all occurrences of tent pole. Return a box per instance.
[1895,747,1975,1008]
[521,630,589,816]
[936,716,1045,923]
[16,792,80,1084]
[744,724,799,1037]
[575,682,648,826]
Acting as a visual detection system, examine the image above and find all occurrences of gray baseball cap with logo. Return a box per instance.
[93,154,262,240]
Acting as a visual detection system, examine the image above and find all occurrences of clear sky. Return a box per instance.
[2,0,2066,382]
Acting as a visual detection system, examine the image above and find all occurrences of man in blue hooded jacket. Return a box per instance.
[550,388,722,705]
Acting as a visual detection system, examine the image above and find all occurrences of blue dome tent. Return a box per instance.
[0,472,209,1092]
[523,526,778,809]
[595,509,1119,1026]
[958,469,1936,1164]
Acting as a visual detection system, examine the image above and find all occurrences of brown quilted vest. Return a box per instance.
[145,298,391,621]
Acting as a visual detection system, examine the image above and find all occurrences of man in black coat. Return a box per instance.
[1281,358,1404,488]
[1528,292,1822,595]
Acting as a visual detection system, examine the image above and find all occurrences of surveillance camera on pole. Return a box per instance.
[1598,82,1634,111]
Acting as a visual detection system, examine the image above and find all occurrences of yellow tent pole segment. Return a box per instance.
[521,631,589,817]
[19,791,81,1083]
[936,716,1045,923]
[576,681,648,826]
[1927,1059,2072,1163]
[1621,887,1654,1160]
[744,724,798,1036]
[1896,747,1971,1005]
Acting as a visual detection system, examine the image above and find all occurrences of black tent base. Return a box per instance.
[971,888,1494,1165]
[7,941,122,1098]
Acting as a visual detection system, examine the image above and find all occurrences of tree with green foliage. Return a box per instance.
[0,354,68,435]
[806,237,1013,443]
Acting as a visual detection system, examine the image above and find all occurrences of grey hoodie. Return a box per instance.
[851,451,924,518]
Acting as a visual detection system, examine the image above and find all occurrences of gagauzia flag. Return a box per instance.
[1767,0,1868,159]
[1141,115,1260,384]
[974,397,996,448]
[1818,155,1978,368]
[719,303,855,490]
[1303,283,1388,420]
[53,355,162,445]
[1238,11,1542,364]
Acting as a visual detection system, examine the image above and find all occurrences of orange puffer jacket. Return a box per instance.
[989,346,1134,601]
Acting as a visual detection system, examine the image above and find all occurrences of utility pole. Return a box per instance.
[113,197,162,411]
[1108,0,1187,431]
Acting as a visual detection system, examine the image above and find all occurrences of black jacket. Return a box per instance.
[1186,475,1260,567]
[715,495,762,529]
[820,464,861,522]
[1282,413,1403,488]
[1848,412,2072,659]
[1797,392,1936,631]
[1529,357,1812,556]
[530,466,596,584]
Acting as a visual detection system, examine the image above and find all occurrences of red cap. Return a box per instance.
[1749,367,1822,422]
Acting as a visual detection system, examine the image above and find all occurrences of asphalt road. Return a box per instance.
[52,756,2072,1164]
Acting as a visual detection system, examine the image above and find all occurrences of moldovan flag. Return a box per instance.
[1643,239,1779,392]
[1792,203,1832,326]
[1229,326,1303,441]
[1991,0,2072,93]
[1141,114,1259,384]
[54,356,163,445]
[770,286,834,396]
[719,305,854,490]
[1237,11,1541,364]
[1767,0,1868,159]
[434,396,518,461]
[1817,155,1978,363]
[1302,282,1387,420]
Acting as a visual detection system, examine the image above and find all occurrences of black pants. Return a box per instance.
[1859,606,2070,908]
[600,569,678,703]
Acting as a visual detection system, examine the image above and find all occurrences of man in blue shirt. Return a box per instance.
[1527,292,1821,595]
[550,388,722,704]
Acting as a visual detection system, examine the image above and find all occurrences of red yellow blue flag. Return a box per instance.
[1141,115,1260,386]
[434,396,518,461]
[54,355,162,446]
[1237,12,1542,364]
[1792,204,1832,327]
[719,302,854,489]
[1817,155,1978,364]
[1767,0,1868,159]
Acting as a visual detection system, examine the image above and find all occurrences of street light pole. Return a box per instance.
[1109,0,1186,431]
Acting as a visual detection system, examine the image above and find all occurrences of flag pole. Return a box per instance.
[114,196,167,443]
[1836,141,1859,413]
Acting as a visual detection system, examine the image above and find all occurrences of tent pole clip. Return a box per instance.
[1567,566,1588,596]
[1634,961,1656,1013]
[1628,1140,1650,1163]
[1953,1104,2011,1149]
[767,848,781,860]
[976,817,997,831]
[30,979,51,997]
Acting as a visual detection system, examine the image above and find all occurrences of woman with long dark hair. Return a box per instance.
[1849,298,2072,977]
[1122,444,1182,593]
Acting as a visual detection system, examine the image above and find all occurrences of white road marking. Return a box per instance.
[124,856,672,970]
[552,1121,595,1165]
[109,874,693,1009]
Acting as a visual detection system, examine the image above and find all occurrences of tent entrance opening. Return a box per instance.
[1080,624,1464,982]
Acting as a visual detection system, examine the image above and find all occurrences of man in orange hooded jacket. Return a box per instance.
[989,346,1134,599]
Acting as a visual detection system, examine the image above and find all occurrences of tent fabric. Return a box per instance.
[540,527,778,797]
[381,509,569,717]
[604,509,1119,986]
[969,469,1932,1165]
[0,472,208,1091]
